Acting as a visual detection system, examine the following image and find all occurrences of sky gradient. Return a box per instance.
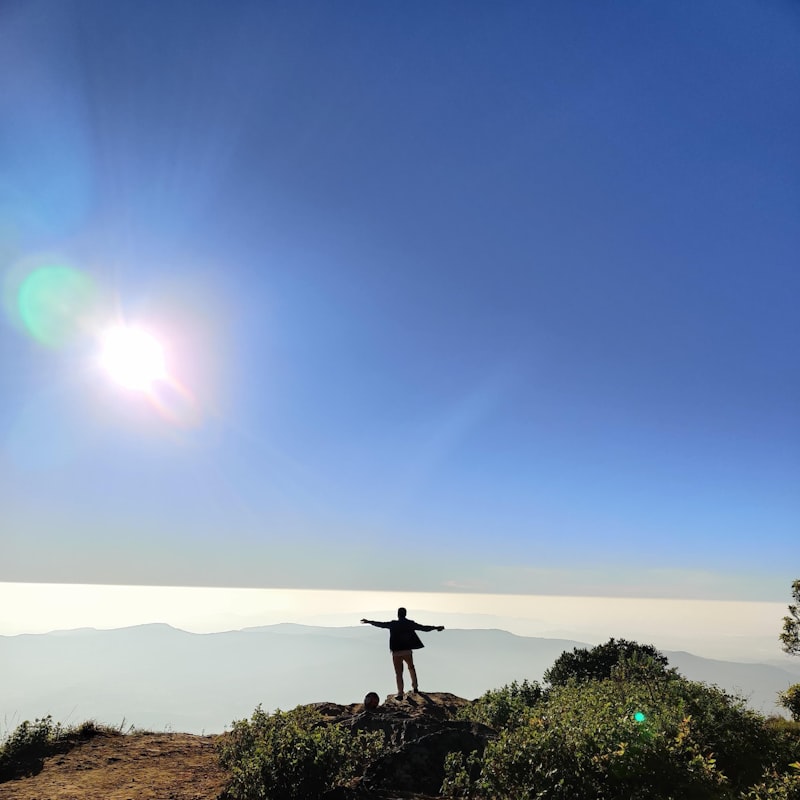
[1,1,798,603]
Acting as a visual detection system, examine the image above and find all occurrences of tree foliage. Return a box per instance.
[543,637,673,687]
[780,580,800,657]
[779,685,800,724]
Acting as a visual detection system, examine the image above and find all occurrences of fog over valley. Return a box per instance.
[3,623,798,735]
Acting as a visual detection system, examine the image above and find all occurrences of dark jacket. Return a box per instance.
[371,618,437,651]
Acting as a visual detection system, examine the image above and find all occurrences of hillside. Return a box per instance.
[0,693,475,800]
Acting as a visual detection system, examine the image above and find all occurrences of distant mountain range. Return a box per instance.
[2,623,798,734]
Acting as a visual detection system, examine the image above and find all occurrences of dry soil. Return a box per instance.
[0,730,227,800]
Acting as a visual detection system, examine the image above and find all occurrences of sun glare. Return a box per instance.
[100,326,167,391]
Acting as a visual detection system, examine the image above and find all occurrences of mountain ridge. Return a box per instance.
[2,623,795,735]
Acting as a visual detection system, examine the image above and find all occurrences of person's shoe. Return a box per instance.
[412,687,419,693]
[395,693,403,700]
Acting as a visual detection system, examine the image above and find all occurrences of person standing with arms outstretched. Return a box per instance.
[361,607,444,699]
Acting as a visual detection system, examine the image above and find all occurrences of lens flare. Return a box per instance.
[148,377,201,428]
[16,264,98,347]
[634,712,646,723]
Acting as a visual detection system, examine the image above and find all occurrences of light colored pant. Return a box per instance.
[392,649,418,693]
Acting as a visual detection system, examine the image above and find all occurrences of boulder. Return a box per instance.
[361,725,490,796]
[316,692,493,799]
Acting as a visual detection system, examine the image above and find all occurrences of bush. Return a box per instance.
[464,679,727,799]
[0,716,123,783]
[444,673,787,800]
[218,704,387,800]
[441,750,484,799]
[543,637,673,687]
[780,685,800,723]
[741,763,800,800]
[766,716,800,742]
[669,679,781,790]
[457,679,543,729]
[0,716,65,781]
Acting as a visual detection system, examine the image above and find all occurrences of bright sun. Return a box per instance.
[100,326,167,391]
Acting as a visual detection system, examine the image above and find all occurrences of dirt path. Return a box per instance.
[0,731,228,800]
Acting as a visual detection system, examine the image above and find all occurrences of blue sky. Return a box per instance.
[1,1,798,602]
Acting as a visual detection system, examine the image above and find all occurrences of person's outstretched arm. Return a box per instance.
[361,618,391,628]
[413,622,445,632]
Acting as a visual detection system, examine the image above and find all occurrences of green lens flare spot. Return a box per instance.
[634,712,646,723]
[17,265,97,347]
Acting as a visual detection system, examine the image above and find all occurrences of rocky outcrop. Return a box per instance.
[316,692,494,800]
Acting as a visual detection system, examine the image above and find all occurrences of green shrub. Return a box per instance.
[0,716,123,783]
[218,704,387,800]
[441,750,484,799]
[669,678,779,790]
[543,637,673,687]
[0,716,65,781]
[457,679,543,729]
[741,763,800,800]
[764,717,800,780]
[779,686,800,723]
[767,717,800,732]
[445,673,787,800]
[480,679,726,799]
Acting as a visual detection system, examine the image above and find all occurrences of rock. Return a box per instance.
[362,726,490,796]
[316,692,493,799]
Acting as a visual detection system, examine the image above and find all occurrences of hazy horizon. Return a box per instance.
[3,605,798,734]
[1,582,792,665]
